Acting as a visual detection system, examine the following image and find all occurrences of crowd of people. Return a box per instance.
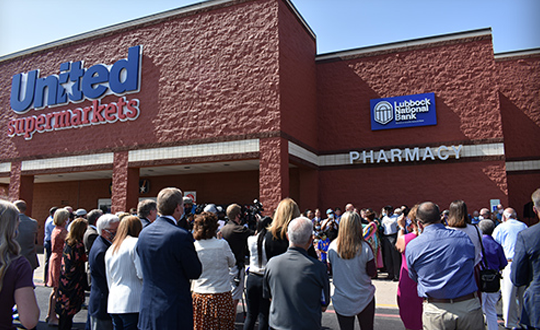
[0,187,539,330]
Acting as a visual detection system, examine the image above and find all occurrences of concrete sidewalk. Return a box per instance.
[33,252,400,309]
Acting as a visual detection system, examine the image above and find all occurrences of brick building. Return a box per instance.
[1,0,539,243]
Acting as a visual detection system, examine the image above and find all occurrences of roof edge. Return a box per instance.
[494,48,540,60]
[281,0,315,40]
[316,28,493,62]
[0,0,238,62]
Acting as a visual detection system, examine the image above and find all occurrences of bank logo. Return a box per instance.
[370,92,437,131]
[373,101,393,125]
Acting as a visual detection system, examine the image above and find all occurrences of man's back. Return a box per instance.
[88,235,112,319]
[16,213,39,269]
[137,216,202,330]
[263,247,329,330]
[512,223,540,327]
[406,223,477,299]
[220,221,252,265]
[83,226,99,254]
[493,219,528,259]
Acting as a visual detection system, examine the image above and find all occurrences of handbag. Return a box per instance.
[475,226,501,293]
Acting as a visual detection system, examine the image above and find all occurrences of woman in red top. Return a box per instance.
[46,208,69,326]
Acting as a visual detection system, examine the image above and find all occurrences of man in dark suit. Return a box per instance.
[137,187,202,330]
[83,209,103,254]
[14,200,39,272]
[220,203,254,310]
[88,213,119,330]
[512,188,540,329]
[83,209,103,290]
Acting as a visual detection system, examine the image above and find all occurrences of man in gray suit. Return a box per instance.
[263,216,330,330]
[14,200,39,272]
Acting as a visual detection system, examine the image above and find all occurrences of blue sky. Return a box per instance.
[1,0,539,57]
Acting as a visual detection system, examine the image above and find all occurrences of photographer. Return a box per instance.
[220,203,254,311]
[321,209,339,241]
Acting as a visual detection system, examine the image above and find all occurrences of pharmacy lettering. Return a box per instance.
[349,145,463,164]
[7,45,142,140]
[370,93,436,131]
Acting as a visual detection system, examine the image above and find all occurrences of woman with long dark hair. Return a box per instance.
[0,200,39,330]
[395,205,422,330]
[447,200,483,267]
[244,216,272,330]
[56,218,88,330]
[328,211,376,330]
[105,215,143,330]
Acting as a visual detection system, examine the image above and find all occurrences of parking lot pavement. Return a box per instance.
[29,253,403,330]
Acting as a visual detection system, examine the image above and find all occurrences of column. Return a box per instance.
[259,137,289,215]
[111,151,139,214]
[8,161,35,216]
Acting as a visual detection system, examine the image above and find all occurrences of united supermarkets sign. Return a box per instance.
[370,92,437,131]
[7,45,142,140]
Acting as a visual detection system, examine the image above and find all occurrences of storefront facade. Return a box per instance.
[1,0,539,243]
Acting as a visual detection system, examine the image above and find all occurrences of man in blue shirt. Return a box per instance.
[493,207,528,329]
[43,206,57,285]
[406,202,484,330]
[479,219,508,330]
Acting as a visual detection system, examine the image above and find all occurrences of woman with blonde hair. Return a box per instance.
[105,216,143,330]
[0,200,39,329]
[56,218,88,330]
[264,198,299,260]
[328,211,376,330]
[264,198,318,260]
[46,207,69,326]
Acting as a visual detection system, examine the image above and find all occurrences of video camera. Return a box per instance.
[242,199,264,230]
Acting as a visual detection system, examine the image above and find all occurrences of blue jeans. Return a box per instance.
[111,313,139,330]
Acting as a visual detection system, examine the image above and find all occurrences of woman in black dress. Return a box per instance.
[55,218,88,330]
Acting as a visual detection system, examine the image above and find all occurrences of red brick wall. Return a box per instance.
[0,0,281,160]
[496,53,540,214]
[259,137,289,214]
[314,36,507,211]
[31,169,260,244]
[316,37,502,152]
[317,161,508,216]
[32,179,112,244]
[278,0,318,148]
[506,172,540,225]
[496,54,540,159]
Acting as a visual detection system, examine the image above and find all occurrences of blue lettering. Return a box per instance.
[69,61,85,102]
[10,70,38,113]
[9,45,142,113]
[109,45,141,94]
[34,75,59,109]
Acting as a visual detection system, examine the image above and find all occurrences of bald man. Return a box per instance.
[493,207,528,328]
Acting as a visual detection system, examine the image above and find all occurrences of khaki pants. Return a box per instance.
[423,297,485,330]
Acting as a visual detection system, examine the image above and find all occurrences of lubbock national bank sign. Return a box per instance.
[7,45,142,140]
[370,92,436,131]
[349,92,463,165]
